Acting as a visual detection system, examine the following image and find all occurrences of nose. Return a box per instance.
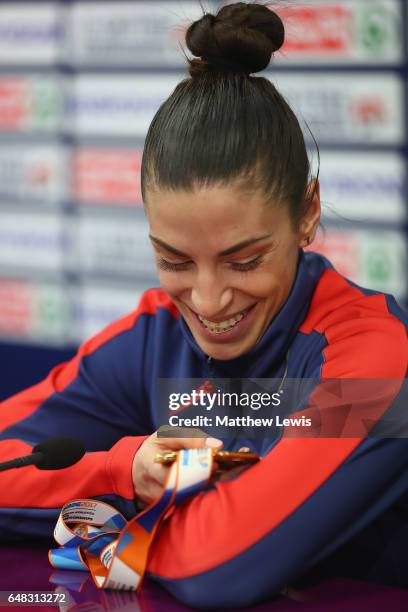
[190,271,233,319]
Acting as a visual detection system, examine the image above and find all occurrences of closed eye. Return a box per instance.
[230,255,264,272]
[157,255,263,273]
[157,257,192,272]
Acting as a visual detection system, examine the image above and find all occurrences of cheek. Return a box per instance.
[243,275,281,299]
[248,259,296,299]
[157,272,189,297]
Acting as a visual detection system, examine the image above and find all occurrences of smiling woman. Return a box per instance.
[0,1,407,610]
[140,0,321,363]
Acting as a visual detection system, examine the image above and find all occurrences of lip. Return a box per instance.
[195,307,251,324]
[188,303,258,343]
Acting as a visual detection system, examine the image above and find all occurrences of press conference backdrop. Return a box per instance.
[0,0,407,398]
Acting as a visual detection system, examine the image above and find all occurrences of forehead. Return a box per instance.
[146,184,288,248]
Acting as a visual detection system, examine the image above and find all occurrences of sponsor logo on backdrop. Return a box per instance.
[0,280,32,335]
[274,0,401,63]
[0,145,66,203]
[0,78,27,130]
[0,213,68,271]
[73,149,143,206]
[318,152,405,222]
[0,76,62,131]
[69,2,205,66]
[360,235,406,295]
[30,78,62,128]
[358,3,399,55]
[0,5,62,64]
[309,229,406,298]
[277,5,351,55]
[275,73,403,144]
[77,214,157,278]
[35,285,69,341]
[68,75,179,136]
[0,280,68,342]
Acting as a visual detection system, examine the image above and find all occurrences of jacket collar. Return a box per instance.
[178,251,323,377]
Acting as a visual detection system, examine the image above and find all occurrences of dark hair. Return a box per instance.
[141,2,319,229]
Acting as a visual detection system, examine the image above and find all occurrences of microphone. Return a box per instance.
[0,437,86,472]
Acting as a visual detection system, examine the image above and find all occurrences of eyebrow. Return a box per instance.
[149,234,272,257]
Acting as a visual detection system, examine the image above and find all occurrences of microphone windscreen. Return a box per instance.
[33,437,86,470]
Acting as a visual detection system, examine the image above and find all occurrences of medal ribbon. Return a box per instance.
[49,448,213,590]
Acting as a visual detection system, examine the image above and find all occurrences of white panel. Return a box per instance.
[67,74,180,137]
[68,1,210,67]
[0,143,67,204]
[273,72,404,144]
[76,212,157,278]
[318,151,405,222]
[0,211,67,273]
[0,3,61,65]
[72,284,144,342]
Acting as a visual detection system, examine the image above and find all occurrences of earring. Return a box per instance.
[302,236,311,247]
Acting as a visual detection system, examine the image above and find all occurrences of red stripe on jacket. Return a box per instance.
[0,289,177,432]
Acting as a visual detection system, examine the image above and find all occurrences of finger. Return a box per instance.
[157,435,223,451]
[156,426,223,450]
[157,425,207,439]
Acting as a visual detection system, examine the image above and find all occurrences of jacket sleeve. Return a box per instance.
[0,299,156,540]
[144,303,408,609]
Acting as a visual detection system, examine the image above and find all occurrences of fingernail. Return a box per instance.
[206,437,223,448]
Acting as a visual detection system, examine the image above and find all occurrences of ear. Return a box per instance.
[299,178,321,248]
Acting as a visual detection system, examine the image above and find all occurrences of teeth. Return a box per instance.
[198,310,247,334]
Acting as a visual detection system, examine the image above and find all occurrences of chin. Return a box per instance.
[197,339,250,361]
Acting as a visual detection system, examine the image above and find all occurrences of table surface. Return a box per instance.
[0,542,407,611]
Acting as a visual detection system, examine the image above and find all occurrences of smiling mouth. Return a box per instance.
[196,306,253,334]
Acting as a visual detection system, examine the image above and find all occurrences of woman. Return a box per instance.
[0,3,407,608]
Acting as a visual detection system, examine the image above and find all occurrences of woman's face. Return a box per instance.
[146,182,320,360]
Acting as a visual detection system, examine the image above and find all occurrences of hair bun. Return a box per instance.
[186,2,284,77]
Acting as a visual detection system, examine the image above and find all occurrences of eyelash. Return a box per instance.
[157,255,264,273]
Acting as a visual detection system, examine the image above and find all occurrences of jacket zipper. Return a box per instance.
[207,356,214,378]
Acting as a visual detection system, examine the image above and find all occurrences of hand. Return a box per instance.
[132,426,223,505]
